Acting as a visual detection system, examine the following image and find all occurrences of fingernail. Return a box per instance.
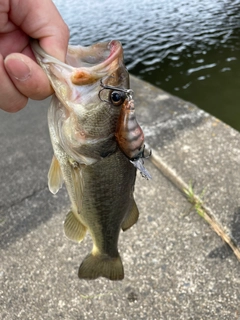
[5,57,31,81]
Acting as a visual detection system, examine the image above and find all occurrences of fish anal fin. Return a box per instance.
[64,211,87,242]
[121,200,139,231]
[48,155,63,194]
[78,253,124,281]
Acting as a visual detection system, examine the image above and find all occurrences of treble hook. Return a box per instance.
[98,79,134,103]
[129,145,152,180]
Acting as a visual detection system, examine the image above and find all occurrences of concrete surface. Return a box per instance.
[0,76,240,319]
[132,75,240,256]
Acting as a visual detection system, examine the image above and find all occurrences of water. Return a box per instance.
[53,0,240,131]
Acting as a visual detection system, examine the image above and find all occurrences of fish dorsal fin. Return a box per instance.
[121,200,139,231]
[64,210,87,242]
[48,155,63,194]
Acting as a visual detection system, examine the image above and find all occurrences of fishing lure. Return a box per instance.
[99,80,151,179]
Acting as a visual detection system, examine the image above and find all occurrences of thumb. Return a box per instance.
[10,0,69,62]
[4,53,53,100]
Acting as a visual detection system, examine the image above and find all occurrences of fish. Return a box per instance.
[31,39,150,280]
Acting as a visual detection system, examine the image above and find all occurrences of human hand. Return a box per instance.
[0,0,69,112]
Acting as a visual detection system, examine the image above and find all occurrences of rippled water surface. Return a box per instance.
[54,0,240,131]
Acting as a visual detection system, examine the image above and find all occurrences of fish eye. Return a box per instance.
[110,91,125,106]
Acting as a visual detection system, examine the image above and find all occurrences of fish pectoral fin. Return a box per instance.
[48,155,63,194]
[64,211,87,242]
[121,200,139,231]
[78,253,124,281]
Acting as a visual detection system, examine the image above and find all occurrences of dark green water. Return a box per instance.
[54,0,240,131]
[133,28,240,131]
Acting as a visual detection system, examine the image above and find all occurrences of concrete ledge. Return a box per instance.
[131,75,240,256]
[0,76,240,319]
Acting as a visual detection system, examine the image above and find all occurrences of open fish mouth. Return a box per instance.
[67,40,123,69]
[31,40,124,86]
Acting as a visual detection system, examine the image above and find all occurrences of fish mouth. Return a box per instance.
[31,40,124,86]
[67,40,122,68]
[69,40,123,85]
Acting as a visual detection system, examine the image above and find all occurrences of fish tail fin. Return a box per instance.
[78,253,124,281]
[64,210,87,242]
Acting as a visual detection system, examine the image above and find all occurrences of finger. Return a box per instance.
[4,53,53,101]
[0,54,28,112]
[10,0,69,61]
[0,29,29,58]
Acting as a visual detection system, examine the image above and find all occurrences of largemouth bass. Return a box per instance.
[31,40,150,280]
